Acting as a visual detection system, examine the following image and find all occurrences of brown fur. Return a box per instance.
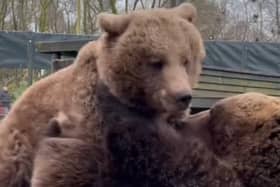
[93,81,243,187]
[31,3,208,187]
[208,92,280,187]
[31,81,242,187]
[32,92,280,187]
[169,92,280,186]
[0,40,101,187]
[32,138,108,187]
[97,3,205,115]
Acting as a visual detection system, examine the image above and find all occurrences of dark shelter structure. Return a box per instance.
[35,38,280,112]
[193,41,280,112]
[0,31,96,69]
[1,31,280,111]
[0,31,95,85]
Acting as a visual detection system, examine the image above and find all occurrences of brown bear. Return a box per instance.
[0,40,101,187]
[96,4,205,117]
[32,3,243,187]
[208,92,280,187]
[3,3,205,187]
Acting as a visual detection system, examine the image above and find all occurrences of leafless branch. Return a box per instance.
[151,0,156,8]
[133,0,139,10]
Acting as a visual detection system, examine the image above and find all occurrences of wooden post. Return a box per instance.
[51,53,60,73]
[27,39,33,85]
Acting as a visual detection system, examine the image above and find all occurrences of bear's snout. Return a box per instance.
[157,88,192,113]
[175,92,192,110]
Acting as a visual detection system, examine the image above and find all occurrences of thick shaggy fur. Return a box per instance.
[96,82,243,187]
[32,83,243,187]
[0,41,101,187]
[31,3,208,187]
[1,6,205,186]
[97,3,205,116]
[33,91,280,187]
[208,92,280,187]
[99,91,280,187]
[32,138,108,187]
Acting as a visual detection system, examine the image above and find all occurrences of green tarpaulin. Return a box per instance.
[1,32,280,78]
[0,31,95,69]
[204,41,280,77]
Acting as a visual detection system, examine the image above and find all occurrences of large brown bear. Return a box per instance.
[0,40,101,187]
[208,92,280,187]
[31,3,243,187]
[3,3,206,187]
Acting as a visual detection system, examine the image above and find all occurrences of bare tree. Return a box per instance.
[110,0,118,14]
[11,0,18,30]
[0,0,8,30]
[275,0,280,39]
[39,0,52,32]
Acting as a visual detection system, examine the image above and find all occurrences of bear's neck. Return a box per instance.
[96,81,156,126]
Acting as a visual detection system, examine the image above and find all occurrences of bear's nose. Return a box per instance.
[175,93,192,109]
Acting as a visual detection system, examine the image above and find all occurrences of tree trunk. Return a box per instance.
[110,0,118,14]
[39,0,51,32]
[83,0,88,34]
[158,0,162,7]
[133,0,139,10]
[97,0,104,11]
[11,0,18,30]
[53,0,59,33]
[242,0,249,41]
[31,0,38,32]
[151,0,156,8]
[125,0,128,12]
[258,0,263,40]
[76,0,82,34]
[276,0,280,39]
[0,0,8,30]
[67,12,71,33]
[19,0,26,30]
[139,0,145,9]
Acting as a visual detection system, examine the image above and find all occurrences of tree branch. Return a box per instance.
[133,0,139,10]
[140,0,145,9]
[125,0,128,12]
[151,0,156,8]
[110,0,118,14]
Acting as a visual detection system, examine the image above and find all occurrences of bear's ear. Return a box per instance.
[98,13,131,36]
[172,3,197,23]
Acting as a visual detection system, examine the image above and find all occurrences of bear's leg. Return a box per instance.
[31,138,107,187]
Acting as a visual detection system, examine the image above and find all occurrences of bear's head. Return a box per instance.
[97,3,205,115]
[209,92,280,156]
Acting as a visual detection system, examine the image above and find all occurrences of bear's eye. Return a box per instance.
[149,57,164,70]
